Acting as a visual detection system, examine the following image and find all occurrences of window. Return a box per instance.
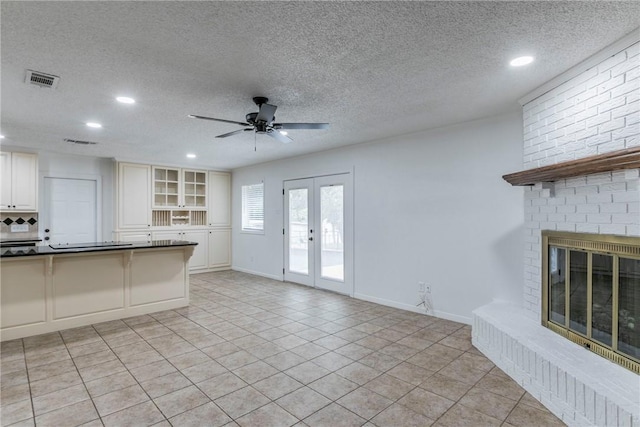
[242,182,264,232]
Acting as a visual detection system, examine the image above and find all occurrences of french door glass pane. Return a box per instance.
[619,257,640,360]
[569,251,588,335]
[591,254,613,346]
[320,185,344,281]
[289,189,309,275]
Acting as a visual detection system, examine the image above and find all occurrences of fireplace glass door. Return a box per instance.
[543,231,640,373]
[619,257,640,360]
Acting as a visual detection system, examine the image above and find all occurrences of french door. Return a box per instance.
[284,173,353,295]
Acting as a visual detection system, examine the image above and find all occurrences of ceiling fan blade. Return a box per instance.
[255,103,277,123]
[215,128,253,138]
[273,123,330,130]
[267,130,293,144]
[188,114,251,127]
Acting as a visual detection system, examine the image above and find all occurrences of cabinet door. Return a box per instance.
[118,231,151,242]
[118,163,151,229]
[183,230,208,270]
[152,230,183,241]
[152,167,180,208]
[11,153,38,211]
[208,229,231,268]
[183,169,207,210]
[208,172,230,226]
[0,152,12,209]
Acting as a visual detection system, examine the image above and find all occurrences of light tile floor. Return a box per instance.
[1,271,565,427]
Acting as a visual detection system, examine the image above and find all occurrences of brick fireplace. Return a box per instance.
[473,35,639,426]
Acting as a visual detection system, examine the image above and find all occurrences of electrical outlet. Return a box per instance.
[418,281,426,293]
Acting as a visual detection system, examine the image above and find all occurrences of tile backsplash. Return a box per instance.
[0,213,39,240]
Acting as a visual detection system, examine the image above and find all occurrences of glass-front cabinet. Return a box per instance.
[182,170,207,209]
[152,167,207,209]
[153,167,180,208]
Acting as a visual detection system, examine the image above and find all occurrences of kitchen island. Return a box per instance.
[0,240,196,341]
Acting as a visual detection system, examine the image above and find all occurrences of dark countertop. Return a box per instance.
[1,240,197,258]
[0,238,42,243]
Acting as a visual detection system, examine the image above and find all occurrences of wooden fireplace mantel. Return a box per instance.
[503,146,640,186]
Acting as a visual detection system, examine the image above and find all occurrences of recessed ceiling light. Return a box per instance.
[86,122,102,128]
[510,56,534,67]
[279,131,288,136]
[116,96,135,104]
[0,134,5,139]
[186,153,197,159]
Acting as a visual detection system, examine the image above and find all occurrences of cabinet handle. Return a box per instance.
[12,205,15,208]
[6,205,10,208]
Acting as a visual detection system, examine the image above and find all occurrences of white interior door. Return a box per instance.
[44,178,97,245]
[284,174,352,295]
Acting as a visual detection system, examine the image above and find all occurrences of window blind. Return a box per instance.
[242,183,264,231]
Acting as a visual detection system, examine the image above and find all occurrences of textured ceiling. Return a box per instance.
[1,1,639,170]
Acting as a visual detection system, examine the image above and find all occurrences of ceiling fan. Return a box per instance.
[188,97,329,143]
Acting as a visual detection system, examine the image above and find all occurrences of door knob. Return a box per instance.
[44,229,50,233]
[309,237,313,241]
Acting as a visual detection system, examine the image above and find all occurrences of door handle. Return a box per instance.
[309,237,313,241]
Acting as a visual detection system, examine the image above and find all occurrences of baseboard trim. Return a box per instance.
[354,293,472,325]
[230,266,283,281]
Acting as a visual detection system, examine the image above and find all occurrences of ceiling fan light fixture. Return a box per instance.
[116,96,135,104]
[510,56,534,67]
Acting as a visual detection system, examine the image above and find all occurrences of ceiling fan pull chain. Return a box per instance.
[254,130,257,152]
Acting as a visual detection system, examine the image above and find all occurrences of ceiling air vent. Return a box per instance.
[64,138,97,145]
[25,70,60,89]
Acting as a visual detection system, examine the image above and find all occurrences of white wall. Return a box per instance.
[232,112,524,323]
[38,152,115,241]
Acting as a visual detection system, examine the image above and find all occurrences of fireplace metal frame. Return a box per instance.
[541,230,640,374]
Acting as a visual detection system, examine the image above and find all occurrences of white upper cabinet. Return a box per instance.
[118,163,151,229]
[152,167,207,209]
[208,171,231,227]
[182,170,207,209]
[1,151,38,212]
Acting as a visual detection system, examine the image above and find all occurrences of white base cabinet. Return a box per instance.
[117,231,152,242]
[1,246,192,341]
[153,229,208,270]
[209,229,231,268]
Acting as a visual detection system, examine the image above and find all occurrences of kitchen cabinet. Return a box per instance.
[115,162,231,272]
[1,151,38,211]
[153,229,208,270]
[1,242,193,341]
[208,229,231,268]
[208,171,231,227]
[118,163,151,229]
[153,167,207,209]
[117,231,152,242]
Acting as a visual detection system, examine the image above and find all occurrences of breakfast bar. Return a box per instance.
[0,240,196,341]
